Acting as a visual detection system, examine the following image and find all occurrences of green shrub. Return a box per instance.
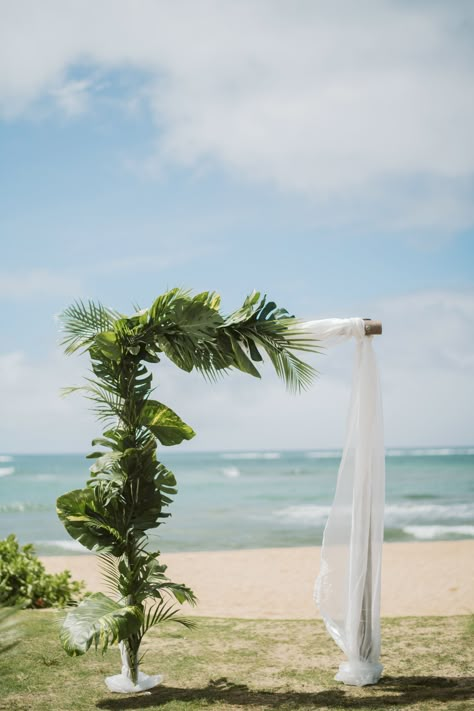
[0,534,84,609]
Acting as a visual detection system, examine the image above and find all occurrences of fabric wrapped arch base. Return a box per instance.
[302,318,385,687]
[105,641,163,693]
[336,661,383,687]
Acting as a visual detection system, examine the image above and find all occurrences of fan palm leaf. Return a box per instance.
[59,300,119,354]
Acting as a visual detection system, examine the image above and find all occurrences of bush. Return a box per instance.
[0,534,84,609]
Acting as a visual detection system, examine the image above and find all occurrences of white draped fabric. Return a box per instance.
[105,642,163,693]
[302,318,385,686]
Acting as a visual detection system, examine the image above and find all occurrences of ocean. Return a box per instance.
[0,449,473,556]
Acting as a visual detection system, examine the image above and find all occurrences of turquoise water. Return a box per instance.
[0,449,473,556]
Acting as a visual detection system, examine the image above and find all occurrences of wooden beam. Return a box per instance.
[363,319,382,335]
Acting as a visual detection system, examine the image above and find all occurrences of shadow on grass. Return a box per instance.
[97,674,474,709]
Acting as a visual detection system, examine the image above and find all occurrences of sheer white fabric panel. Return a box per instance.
[302,318,385,686]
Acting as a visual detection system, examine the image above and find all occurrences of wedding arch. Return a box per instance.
[56,290,384,692]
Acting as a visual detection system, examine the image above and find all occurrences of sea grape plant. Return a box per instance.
[56,288,318,686]
[0,534,84,609]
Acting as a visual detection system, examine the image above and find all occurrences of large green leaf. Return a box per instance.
[140,400,195,446]
[60,592,143,656]
[228,335,261,378]
[94,331,122,361]
[89,451,122,474]
[56,488,125,554]
[125,462,177,533]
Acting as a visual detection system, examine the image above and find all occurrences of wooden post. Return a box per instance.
[359,320,381,665]
[363,319,382,336]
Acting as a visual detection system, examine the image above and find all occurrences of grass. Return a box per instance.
[0,612,473,710]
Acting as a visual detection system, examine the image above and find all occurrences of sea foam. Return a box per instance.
[385,503,474,523]
[387,447,474,457]
[273,502,474,527]
[274,505,331,524]
[221,466,240,478]
[403,525,474,540]
[220,452,281,460]
[305,450,341,459]
[0,502,50,512]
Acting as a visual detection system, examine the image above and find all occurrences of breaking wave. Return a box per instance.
[221,466,240,478]
[402,525,474,540]
[220,452,281,460]
[0,502,51,512]
[274,502,474,528]
[274,505,331,525]
[385,503,474,525]
[387,447,474,457]
[305,451,341,459]
[305,447,474,459]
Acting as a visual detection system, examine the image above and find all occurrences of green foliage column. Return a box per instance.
[56,289,317,689]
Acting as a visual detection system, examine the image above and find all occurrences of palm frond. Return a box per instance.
[80,381,125,424]
[59,300,119,354]
[97,553,123,599]
[143,579,197,606]
[266,348,315,392]
[221,295,320,391]
[149,287,192,324]
[141,600,197,636]
[241,319,319,392]
[158,335,230,382]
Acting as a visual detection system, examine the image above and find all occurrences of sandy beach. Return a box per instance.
[41,540,473,619]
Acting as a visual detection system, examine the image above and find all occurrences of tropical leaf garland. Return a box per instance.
[57,288,319,684]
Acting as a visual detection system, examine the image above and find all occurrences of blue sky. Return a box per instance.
[1,1,473,452]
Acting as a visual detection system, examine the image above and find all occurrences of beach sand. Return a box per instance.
[41,540,474,619]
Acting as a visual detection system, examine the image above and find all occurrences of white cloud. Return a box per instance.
[1,1,473,231]
[92,241,219,276]
[50,78,93,116]
[0,269,82,300]
[0,269,81,300]
[0,350,95,453]
[2,288,471,453]
[0,241,217,304]
[374,288,474,446]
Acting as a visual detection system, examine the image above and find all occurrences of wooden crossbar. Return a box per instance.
[363,319,382,335]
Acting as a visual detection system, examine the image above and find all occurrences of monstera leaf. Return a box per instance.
[140,400,195,446]
[56,488,125,555]
[128,463,178,532]
[60,592,143,656]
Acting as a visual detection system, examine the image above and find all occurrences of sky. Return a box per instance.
[0,0,473,453]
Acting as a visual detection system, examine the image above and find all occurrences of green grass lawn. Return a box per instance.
[1,612,473,710]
